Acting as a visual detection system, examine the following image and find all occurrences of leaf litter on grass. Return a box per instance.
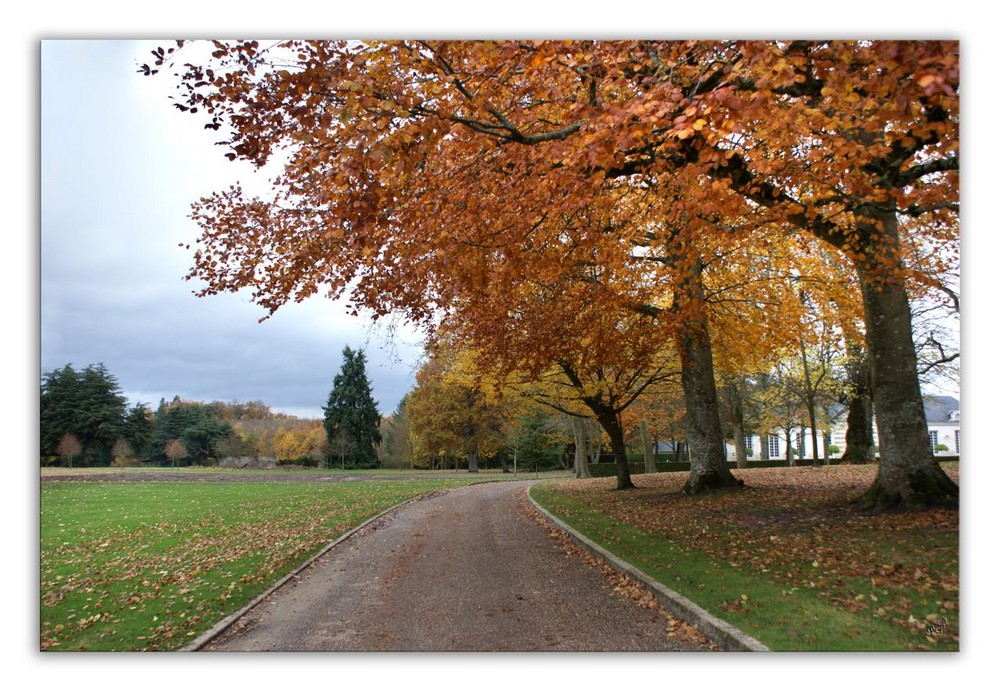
[542,464,959,650]
[40,480,467,651]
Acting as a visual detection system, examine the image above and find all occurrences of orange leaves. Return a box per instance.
[153,41,957,402]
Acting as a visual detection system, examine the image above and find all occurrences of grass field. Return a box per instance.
[40,476,481,651]
[531,463,959,651]
[41,464,958,652]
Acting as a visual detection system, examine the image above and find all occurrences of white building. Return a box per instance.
[722,394,959,462]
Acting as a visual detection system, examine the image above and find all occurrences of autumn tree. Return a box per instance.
[164,439,188,467]
[407,347,509,473]
[111,438,136,466]
[148,39,958,508]
[685,41,958,507]
[323,346,382,469]
[381,395,415,470]
[56,433,82,468]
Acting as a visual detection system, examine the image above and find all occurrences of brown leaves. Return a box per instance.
[518,488,717,650]
[547,464,959,649]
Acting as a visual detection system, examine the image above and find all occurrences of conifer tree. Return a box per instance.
[323,347,382,468]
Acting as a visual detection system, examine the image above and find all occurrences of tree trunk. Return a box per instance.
[467,449,479,473]
[572,418,591,479]
[760,430,769,462]
[640,420,657,474]
[586,422,602,464]
[785,425,794,466]
[841,345,876,464]
[677,260,742,495]
[797,339,822,467]
[498,448,509,473]
[853,212,958,509]
[595,411,634,490]
[733,416,748,469]
[808,407,820,467]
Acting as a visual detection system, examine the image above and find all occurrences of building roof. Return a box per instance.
[924,395,960,424]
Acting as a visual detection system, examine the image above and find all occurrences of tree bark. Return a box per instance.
[594,410,634,490]
[733,414,748,470]
[785,425,794,466]
[640,420,657,474]
[676,262,743,494]
[853,212,958,509]
[572,418,592,479]
[467,449,479,473]
[841,345,876,464]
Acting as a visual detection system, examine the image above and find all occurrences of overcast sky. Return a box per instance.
[41,40,425,419]
[40,38,965,421]
[16,5,996,688]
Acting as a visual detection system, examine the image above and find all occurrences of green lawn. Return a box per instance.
[530,464,959,652]
[40,478,475,651]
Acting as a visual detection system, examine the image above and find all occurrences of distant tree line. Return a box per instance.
[39,363,330,467]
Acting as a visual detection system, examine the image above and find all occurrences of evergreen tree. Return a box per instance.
[148,397,233,465]
[323,347,382,469]
[124,403,154,459]
[40,363,128,465]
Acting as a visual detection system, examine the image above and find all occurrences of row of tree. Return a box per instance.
[147,40,959,508]
[39,361,371,467]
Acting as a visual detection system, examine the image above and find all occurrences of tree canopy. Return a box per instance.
[41,363,131,465]
[146,40,959,507]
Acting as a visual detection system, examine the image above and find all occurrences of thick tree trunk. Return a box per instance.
[841,346,876,464]
[467,449,479,473]
[676,264,742,494]
[640,420,657,474]
[498,448,509,473]
[595,411,634,490]
[853,213,958,509]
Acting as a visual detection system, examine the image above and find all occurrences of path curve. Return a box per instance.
[200,480,710,652]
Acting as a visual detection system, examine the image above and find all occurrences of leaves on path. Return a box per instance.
[519,488,717,651]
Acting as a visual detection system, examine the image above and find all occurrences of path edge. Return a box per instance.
[180,488,458,652]
[526,484,770,652]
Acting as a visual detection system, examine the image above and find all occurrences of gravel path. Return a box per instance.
[200,480,710,652]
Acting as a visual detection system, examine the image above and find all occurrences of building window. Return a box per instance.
[743,435,754,454]
[929,430,939,450]
[955,430,960,454]
[768,434,780,458]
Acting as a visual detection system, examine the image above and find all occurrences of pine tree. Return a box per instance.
[323,347,382,469]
